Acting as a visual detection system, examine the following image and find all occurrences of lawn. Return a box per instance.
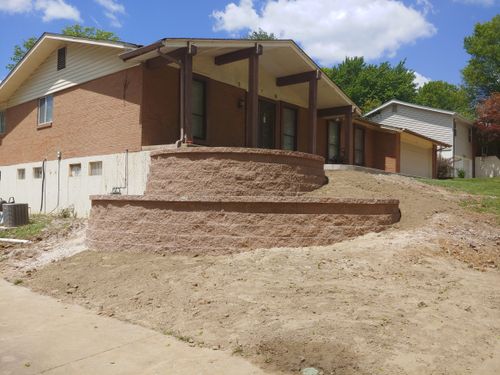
[420,177,500,218]
[0,215,53,240]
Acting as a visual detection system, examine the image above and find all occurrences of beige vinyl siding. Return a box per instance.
[7,43,137,108]
[454,119,473,160]
[370,104,453,147]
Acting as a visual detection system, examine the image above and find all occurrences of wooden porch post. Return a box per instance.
[247,52,259,147]
[308,76,318,154]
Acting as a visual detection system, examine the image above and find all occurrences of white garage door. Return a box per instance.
[401,142,432,178]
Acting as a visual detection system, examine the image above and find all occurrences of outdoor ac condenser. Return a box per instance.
[2,203,29,227]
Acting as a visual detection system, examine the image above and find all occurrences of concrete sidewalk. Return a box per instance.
[0,280,268,375]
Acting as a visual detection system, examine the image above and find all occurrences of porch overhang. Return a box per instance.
[119,38,359,114]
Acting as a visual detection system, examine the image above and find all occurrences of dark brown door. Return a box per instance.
[258,100,276,149]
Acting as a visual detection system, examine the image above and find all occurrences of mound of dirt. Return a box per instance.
[8,171,500,374]
[309,171,464,229]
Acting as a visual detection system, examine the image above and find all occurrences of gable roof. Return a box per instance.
[0,33,139,105]
[119,37,360,113]
[354,116,451,147]
[364,99,472,125]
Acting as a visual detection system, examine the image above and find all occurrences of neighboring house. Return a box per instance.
[0,34,445,216]
[365,100,474,177]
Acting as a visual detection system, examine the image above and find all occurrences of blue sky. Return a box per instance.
[0,0,498,86]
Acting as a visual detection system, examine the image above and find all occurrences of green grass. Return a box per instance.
[420,177,500,217]
[0,214,53,240]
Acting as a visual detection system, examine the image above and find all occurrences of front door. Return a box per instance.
[258,100,276,149]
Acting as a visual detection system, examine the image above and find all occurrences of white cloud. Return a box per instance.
[0,0,32,13]
[453,0,496,5]
[212,0,437,65]
[414,72,431,88]
[0,0,81,21]
[94,0,125,27]
[34,0,81,22]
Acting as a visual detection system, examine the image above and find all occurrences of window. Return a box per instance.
[327,120,341,163]
[69,163,81,177]
[192,79,206,140]
[453,123,457,137]
[17,168,25,180]
[0,111,5,134]
[468,127,472,143]
[354,127,365,166]
[282,107,297,151]
[33,167,43,179]
[57,47,66,71]
[38,95,53,125]
[89,161,102,176]
[391,104,397,113]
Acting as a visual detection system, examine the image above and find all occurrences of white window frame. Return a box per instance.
[38,95,53,125]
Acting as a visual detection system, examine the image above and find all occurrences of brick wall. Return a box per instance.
[141,65,180,146]
[365,130,400,173]
[0,66,143,166]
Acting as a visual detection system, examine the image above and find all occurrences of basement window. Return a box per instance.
[38,95,53,125]
[17,168,25,180]
[89,161,102,176]
[33,167,43,179]
[69,163,81,177]
[57,47,66,71]
[0,111,5,134]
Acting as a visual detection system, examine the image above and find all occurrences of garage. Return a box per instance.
[400,133,433,178]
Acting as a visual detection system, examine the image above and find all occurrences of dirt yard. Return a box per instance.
[3,171,500,375]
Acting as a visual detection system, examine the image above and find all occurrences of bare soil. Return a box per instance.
[4,171,500,375]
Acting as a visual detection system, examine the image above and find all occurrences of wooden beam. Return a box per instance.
[144,46,198,69]
[215,44,263,66]
[308,76,318,154]
[276,70,321,87]
[317,105,352,118]
[246,52,259,147]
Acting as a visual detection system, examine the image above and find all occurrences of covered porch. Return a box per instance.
[120,38,360,160]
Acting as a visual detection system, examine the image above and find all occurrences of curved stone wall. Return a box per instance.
[87,147,401,254]
[87,196,400,254]
[145,147,326,197]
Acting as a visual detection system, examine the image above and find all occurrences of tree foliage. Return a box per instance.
[246,29,277,40]
[6,24,120,71]
[474,93,500,155]
[60,25,119,41]
[323,57,417,113]
[6,37,37,71]
[415,80,473,119]
[462,15,500,101]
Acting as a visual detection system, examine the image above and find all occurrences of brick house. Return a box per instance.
[0,34,446,216]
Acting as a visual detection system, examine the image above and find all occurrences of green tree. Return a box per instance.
[6,24,120,71]
[462,15,500,100]
[323,57,417,113]
[6,37,37,71]
[246,29,277,40]
[415,80,473,119]
[60,25,119,41]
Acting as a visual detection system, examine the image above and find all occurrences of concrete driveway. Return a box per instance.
[0,280,268,375]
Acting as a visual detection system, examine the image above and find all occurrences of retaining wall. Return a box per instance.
[87,147,401,254]
[87,196,400,254]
